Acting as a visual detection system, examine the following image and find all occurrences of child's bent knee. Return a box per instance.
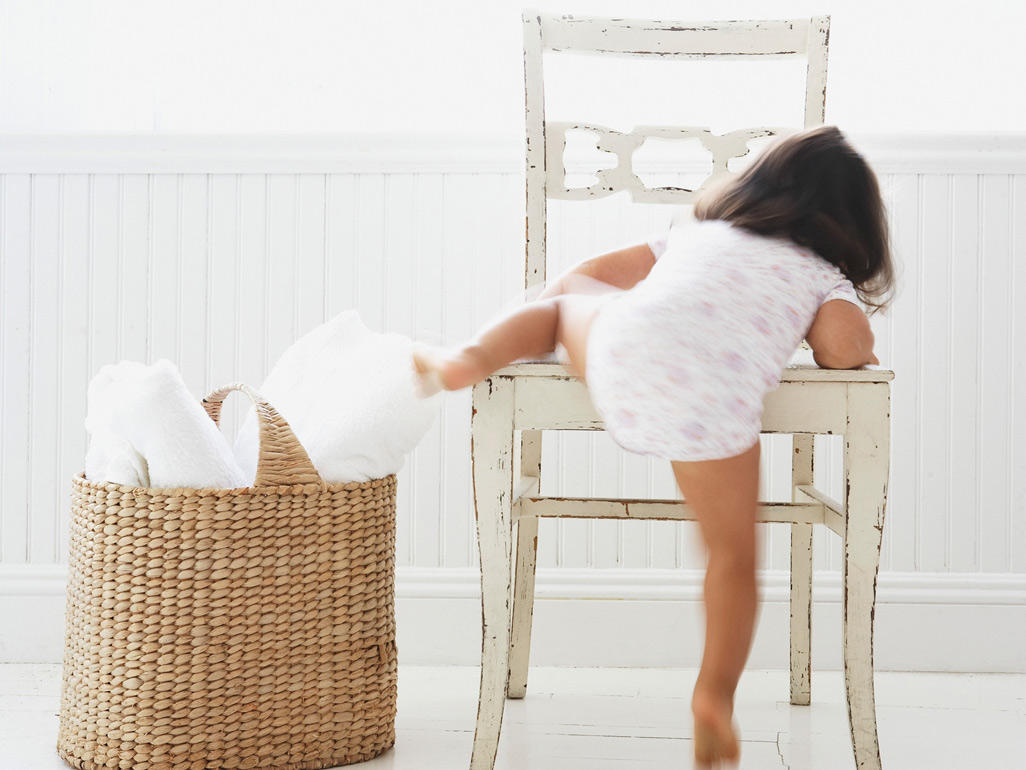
[553,295,604,378]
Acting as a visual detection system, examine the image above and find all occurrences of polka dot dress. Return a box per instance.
[584,218,862,462]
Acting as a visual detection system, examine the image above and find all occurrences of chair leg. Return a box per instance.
[507,428,541,699]
[790,522,813,705]
[790,434,814,706]
[508,515,539,699]
[470,378,516,770]
[842,383,890,770]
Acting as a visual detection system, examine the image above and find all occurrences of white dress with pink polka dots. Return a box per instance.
[584,217,862,462]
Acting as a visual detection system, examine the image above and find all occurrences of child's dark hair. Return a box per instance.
[694,125,894,314]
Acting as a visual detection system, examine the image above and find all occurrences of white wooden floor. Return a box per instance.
[4,665,1024,769]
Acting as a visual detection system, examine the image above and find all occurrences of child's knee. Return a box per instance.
[553,294,604,377]
[709,534,757,560]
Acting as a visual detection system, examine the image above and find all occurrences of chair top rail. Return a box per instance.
[535,13,816,59]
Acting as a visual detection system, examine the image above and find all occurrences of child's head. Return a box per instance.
[694,125,894,313]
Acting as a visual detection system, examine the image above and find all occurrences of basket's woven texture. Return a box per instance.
[58,384,397,770]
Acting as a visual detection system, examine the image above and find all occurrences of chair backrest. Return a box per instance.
[522,11,831,289]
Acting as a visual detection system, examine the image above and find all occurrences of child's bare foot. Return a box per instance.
[411,343,493,396]
[692,687,740,768]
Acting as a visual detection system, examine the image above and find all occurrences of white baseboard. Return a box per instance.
[2,565,1024,672]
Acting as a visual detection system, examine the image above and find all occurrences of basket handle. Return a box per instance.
[202,383,324,488]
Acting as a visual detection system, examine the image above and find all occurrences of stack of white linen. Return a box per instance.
[84,359,248,489]
[233,311,440,485]
[84,311,440,488]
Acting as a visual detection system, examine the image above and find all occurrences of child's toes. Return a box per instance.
[411,345,445,397]
[692,706,740,769]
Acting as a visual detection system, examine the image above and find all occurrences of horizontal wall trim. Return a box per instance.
[1,132,1025,174]
[3,564,1024,606]
[4,565,1024,669]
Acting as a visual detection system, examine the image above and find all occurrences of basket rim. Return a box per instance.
[71,470,397,497]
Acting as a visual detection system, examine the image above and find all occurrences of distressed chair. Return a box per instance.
[469,12,893,770]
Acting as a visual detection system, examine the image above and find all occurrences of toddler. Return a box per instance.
[413,125,894,768]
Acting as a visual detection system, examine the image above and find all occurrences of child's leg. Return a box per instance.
[412,289,615,393]
[671,442,761,767]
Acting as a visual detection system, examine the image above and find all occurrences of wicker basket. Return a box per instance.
[58,383,397,770]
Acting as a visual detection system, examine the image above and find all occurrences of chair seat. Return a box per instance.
[494,351,894,383]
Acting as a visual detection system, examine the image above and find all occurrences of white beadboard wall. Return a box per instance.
[1,134,1025,668]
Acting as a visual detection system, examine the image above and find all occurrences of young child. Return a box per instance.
[412,125,894,768]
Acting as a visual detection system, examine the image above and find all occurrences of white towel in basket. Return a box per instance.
[85,359,248,489]
[83,428,150,487]
[234,310,440,484]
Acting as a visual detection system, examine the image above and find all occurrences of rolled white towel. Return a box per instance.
[84,359,247,489]
[234,310,440,485]
[84,427,150,487]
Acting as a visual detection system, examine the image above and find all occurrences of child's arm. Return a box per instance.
[805,299,878,369]
[536,243,657,299]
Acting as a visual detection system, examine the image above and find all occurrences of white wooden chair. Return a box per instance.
[469,12,893,770]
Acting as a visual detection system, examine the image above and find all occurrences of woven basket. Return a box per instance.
[58,383,397,770]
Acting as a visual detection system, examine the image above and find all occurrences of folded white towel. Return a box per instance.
[234,310,440,485]
[84,359,247,489]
